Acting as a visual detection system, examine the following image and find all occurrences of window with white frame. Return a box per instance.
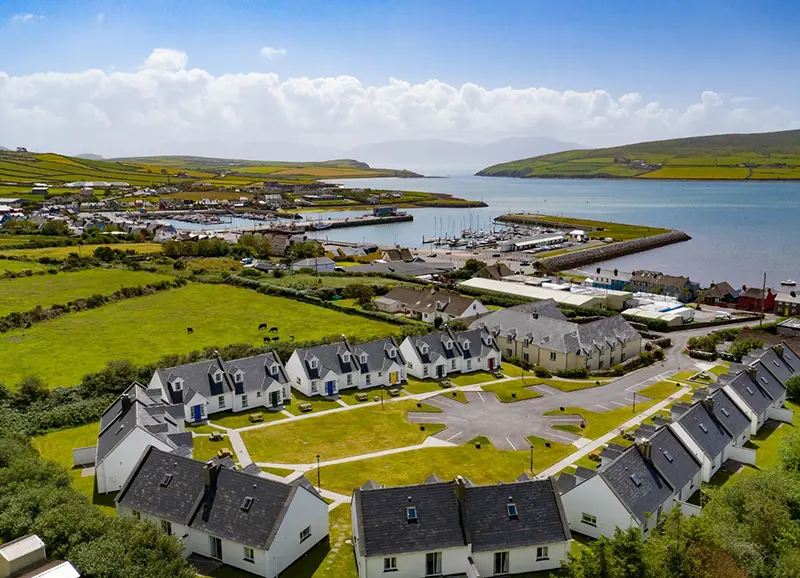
[296,377,301,385]
[549,351,557,361]
[536,546,549,561]
[235,371,243,383]
[310,359,318,369]
[383,557,397,572]
[311,381,318,394]
[451,359,456,370]
[493,551,509,575]
[347,374,353,386]
[161,519,172,535]
[218,395,225,408]
[581,513,597,527]
[466,359,472,370]
[365,374,372,385]
[425,552,442,576]
[423,366,429,377]
[214,371,223,384]
[241,394,248,407]
[300,526,311,543]
[243,546,254,563]
[256,391,262,398]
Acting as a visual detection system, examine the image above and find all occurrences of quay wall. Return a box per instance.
[535,230,691,272]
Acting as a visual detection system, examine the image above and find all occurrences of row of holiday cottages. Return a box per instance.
[559,342,798,540]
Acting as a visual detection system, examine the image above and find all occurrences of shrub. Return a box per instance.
[785,375,800,402]
[556,366,589,379]
[534,366,552,378]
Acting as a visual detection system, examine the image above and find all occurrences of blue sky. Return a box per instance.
[1,0,799,156]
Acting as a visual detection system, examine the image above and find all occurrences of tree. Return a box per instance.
[448,319,467,331]
[342,284,374,307]
[462,258,487,274]
[15,376,49,406]
[40,220,70,236]
[785,375,800,402]
[727,338,764,360]
[286,240,324,261]
[778,430,800,473]
[433,316,443,329]
[238,233,272,258]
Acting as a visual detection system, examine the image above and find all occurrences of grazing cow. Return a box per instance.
[258,323,267,330]
[187,327,194,334]
[269,327,279,333]
[272,336,280,341]
[289,334,295,342]
[263,336,271,343]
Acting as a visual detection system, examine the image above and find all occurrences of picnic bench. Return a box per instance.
[217,448,232,459]
[209,432,224,442]
[440,380,453,389]
[492,370,504,379]
[388,388,401,397]
[354,393,369,402]
[298,403,313,413]
[248,413,264,423]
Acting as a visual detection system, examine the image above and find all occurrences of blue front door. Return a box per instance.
[192,405,202,422]
[327,381,335,396]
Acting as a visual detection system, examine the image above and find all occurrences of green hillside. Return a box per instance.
[0,151,421,199]
[476,129,800,180]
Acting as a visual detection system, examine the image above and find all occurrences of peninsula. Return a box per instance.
[476,128,800,180]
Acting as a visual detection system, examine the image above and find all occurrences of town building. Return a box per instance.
[289,257,335,273]
[587,267,632,291]
[775,290,800,316]
[630,270,698,302]
[737,286,775,312]
[93,382,191,494]
[703,281,740,306]
[117,448,328,578]
[0,535,80,578]
[285,337,406,397]
[473,263,515,281]
[777,318,800,337]
[382,248,414,262]
[351,476,571,577]
[472,301,641,372]
[348,260,456,278]
[149,353,290,423]
[375,287,489,324]
[399,327,500,379]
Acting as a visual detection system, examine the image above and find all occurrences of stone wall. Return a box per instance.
[535,230,691,272]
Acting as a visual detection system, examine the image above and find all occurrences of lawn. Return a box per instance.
[284,391,343,416]
[546,402,659,440]
[310,436,575,495]
[193,435,239,463]
[482,379,543,402]
[241,400,445,464]
[440,390,468,403]
[408,402,444,413]
[709,365,730,377]
[0,268,172,316]
[339,386,406,406]
[210,409,287,429]
[260,273,407,290]
[0,259,49,273]
[670,370,699,382]
[30,421,117,516]
[637,380,684,400]
[187,423,221,434]
[501,362,525,377]
[403,377,444,394]
[449,371,496,386]
[538,377,610,393]
[260,466,296,477]
[0,283,399,388]
[0,242,163,259]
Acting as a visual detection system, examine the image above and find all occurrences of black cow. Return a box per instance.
[258,323,267,330]
[187,327,194,334]
[272,336,280,341]
[263,336,271,343]
[269,327,279,333]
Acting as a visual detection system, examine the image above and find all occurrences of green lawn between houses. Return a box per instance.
[0,242,164,259]
[482,379,543,402]
[0,267,173,316]
[0,283,400,388]
[241,400,446,464]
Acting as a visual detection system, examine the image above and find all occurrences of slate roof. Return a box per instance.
[224,352,288,395]
[406,328,498,365]
[705,281,737,299]
[599,444,672,524]
[353,476,570,557]
[117,447,322,550]
[725,371,772,415]
[747,360,787,401]
[648,426,701,491]
[290,257,335,268]
[475,263,514,281]
[591,268,633,283]
[347,260,456,277]
[573,466,596,481]
[295,337,403,381]
[674,402,731,459]
[96,382,190,463]
[472,305,638,355]
[382,287,482,318]
[464,478,570,552]
[708,389,751,439]
[752,348,797,383]
[556,473,577,494]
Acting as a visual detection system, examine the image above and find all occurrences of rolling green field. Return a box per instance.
[495,213,670,240]
[0,242,163,259]
[0,283,399,387]
[477,128,800,180]
[0,268,172,316]
[0,259,49,273]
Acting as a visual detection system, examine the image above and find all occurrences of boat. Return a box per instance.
[310,221,332,231]
[781,279,797,287]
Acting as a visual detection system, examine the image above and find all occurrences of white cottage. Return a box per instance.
[117,448,328,578]
[399,327,500,380]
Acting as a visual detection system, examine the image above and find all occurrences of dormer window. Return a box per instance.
[406,506,417,522]
[420,344,429,355]
[171,378,184,391]
[342,352,351,363]
[444,339,453,350]
[463,339,470,350]
[213,371,223,384]
[388,347,396,359]
[309,358,318,370]
[360,353,367,364]
[270,363,279,375]
[235,371,244,384]
[507,499,518,519]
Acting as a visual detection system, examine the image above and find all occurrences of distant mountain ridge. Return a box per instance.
[476,129,800,181]
[76,153,104,160]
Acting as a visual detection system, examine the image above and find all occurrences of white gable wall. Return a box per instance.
[362,546,470,578]
[723,386,762,435]
[560,475,638,539]
[285,352,312,396]
[669,423,715,482]
[270,486,330,576]
[471,542,569,575]
[188,529,268,576]
[98,428,174,494]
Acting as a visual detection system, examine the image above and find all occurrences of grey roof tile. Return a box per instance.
[708,389,751,439]
[674,403,731,459]
[648,427,701,491]
[748,360,787,401]
[600,445,672,524]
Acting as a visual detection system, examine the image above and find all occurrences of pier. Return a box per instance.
[193,213,413,235]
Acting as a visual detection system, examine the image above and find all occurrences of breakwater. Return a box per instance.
[535,230,692,272]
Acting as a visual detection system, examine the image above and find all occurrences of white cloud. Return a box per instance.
[260,46,287,59]
[142,48,188,71]
[11,13,45,23]
[96,12,106,23]
[0,49,795,157]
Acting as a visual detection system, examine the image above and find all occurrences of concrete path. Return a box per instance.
[225,429,252,465]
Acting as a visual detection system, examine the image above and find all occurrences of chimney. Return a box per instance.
[701,397,715,413]
[204,460,221,490]
[454,475,466,505]
[775,345,785,359]
[613,268,618,277]
[742,285,747,291]
[120,393,132,412]
[746,365,757,380]
[532,311,539,320]
[596,267,601,274]
[638,439,652,461]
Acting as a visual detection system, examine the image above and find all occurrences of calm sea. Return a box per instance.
[315,175,800,288]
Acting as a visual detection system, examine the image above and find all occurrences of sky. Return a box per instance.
[1,0,800,158]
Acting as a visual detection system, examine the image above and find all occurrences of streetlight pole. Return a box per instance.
[530,446,534,475]
[316,454,321,490]
[381,387,385,409]
[632,391,636,413]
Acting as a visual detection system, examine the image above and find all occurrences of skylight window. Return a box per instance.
[406,506,418,522]
[699,423,709,433]
[745,386,754,395]
[507,502,519,518]
[773,360,780,367]
[760,376,768,385]
[630,474,642,487]
[241,496,254,511]
[721,407,730,417]
[663,451,674,463]
[160,474,173,487]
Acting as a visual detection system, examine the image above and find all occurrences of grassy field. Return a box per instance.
[482,379,543,402]
[30,422,117,516]
[403,377,447,394]
[260,466,296,477]
[449,371,497,386]
[260,273,408,290]
[209,409,287,429]
[193,435,239,463]
[0,268,173,316]
[477,129,800,180]
[0,242,163,259]
[284,391,343,415]
[495,213,670,241]
[241,400,445,464]
[309,436,574,495]
[0,259,49,272]
[0,283,399,387]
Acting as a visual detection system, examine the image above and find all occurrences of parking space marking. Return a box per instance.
[506,437,517,451]
[445,431,463,442]
[547,431,575,442]
[595,404,613,410]
[437,399,452,407]
[624,397,635,403]
[610,400,627,407]
[477,392,485,403]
